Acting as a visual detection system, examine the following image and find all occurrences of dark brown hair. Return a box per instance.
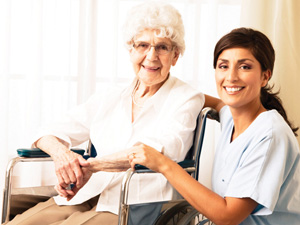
[213,27,298,136]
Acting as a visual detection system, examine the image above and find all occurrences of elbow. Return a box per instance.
[216,221,239,225]
[212,218,239,225]
[211,214,241,225]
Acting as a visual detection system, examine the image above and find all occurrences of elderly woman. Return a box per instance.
[5,2,220,225]
[129,28,300,224]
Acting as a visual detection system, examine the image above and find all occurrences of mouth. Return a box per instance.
[142,65,160,71]
[224,86,244,93]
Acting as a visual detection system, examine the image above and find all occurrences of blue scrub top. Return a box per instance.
[212,106,300,225]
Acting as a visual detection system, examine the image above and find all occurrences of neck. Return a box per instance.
[230,103,266,141]
[136,80,164,97]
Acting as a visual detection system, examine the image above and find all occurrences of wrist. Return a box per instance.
[159,156,173,175]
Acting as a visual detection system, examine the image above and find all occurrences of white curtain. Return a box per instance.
[240,0,300,145]
[0,0,243,217]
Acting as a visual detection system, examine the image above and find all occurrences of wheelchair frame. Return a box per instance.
[118,107,219,225]
[1,107,219,225]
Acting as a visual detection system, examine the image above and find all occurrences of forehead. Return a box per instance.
[134,29,172,44]
[218,48,257,61]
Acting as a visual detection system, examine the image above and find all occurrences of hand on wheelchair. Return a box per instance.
[55,166,93,201]
[127,143,168,173]
[52,149,90,192]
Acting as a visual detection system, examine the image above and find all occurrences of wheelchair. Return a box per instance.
[2,107,219,225]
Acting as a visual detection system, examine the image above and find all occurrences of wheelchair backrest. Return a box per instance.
[185,107,219,180]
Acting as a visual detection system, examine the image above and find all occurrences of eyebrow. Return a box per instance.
[134,41,171,45]
[218,58,255,63]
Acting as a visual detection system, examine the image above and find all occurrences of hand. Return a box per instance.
[52,150,90,189]
[55,166,93,201]
[127,143,167,173]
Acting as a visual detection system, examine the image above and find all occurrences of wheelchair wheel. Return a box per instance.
[177,208,214,225]
[153,201,194,225]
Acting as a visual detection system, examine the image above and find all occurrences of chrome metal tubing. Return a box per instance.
[2,157,52,223]
[118,168,135,225]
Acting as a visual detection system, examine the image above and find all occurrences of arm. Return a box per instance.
[128,146,257,225]
[86,149,132,172]
[204,94,225,112]
[55,147,140,200]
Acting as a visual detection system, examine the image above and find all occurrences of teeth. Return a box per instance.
[225,87,242,92]
[143,65,159,70]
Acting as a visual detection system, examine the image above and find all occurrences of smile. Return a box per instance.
[142,65,160,71]
[224,87,243,92]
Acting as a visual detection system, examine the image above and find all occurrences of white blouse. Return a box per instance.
[33,76,205,214]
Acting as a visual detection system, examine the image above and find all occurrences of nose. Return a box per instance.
[145,46,159,60]
[226,68,238,82]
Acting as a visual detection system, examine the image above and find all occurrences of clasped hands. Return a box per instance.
[53,150,92,201]
[53,143,165,201]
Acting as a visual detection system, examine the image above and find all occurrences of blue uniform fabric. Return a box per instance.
[212,106,300,224]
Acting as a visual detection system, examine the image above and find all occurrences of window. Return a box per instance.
[0,0,241,194]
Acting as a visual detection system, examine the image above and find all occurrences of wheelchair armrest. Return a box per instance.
[2,147,86,223]
[17,148,85,158]
[134,159,195,172]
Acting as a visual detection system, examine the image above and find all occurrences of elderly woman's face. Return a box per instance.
[130,29,179,86]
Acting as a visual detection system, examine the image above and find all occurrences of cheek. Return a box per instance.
[130,51,144,64]
[214,73,224,97]
[215,73,222,86]
[162,58,173,70]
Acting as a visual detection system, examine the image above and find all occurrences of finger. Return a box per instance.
[71,160,84,188]
[66,186,80,201]
[64,161,78,184]
[130,158,140,170]
[78,156,90,167]
[128,151,138,160]
[55,184,69,198]
[56,170,69,189]
[60,166,73,185]
[73,168,83,188]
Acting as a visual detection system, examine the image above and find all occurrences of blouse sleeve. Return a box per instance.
[31,92,104,148]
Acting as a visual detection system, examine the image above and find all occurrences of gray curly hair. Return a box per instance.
[123,1,185,56]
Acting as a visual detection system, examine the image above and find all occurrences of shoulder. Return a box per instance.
[167,76,205,102]
[262,110,299,148]
[258,110,295,138]
[248,110,299,158]
[152,76,205,117]
[170,76,201,93]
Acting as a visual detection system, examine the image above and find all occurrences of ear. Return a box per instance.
[171,49,180,66]
[261,70,271,87]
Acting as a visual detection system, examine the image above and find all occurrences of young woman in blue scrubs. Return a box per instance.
[128,28,300,224]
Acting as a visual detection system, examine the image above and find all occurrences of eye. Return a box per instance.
[136,42,150,49]
[240,64,251,70]
[218,64,228,69]
[157,44,169,51]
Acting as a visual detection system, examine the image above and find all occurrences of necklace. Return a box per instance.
[131,80,144,108]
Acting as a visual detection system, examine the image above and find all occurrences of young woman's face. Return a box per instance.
[129,29,179,87]
[215,48,270,110]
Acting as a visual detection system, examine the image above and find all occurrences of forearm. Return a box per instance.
[204,94,225,112]
[161,160,225,220]
[160,158,255,225]
[88,150,131,172]
[36,135,70,157]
